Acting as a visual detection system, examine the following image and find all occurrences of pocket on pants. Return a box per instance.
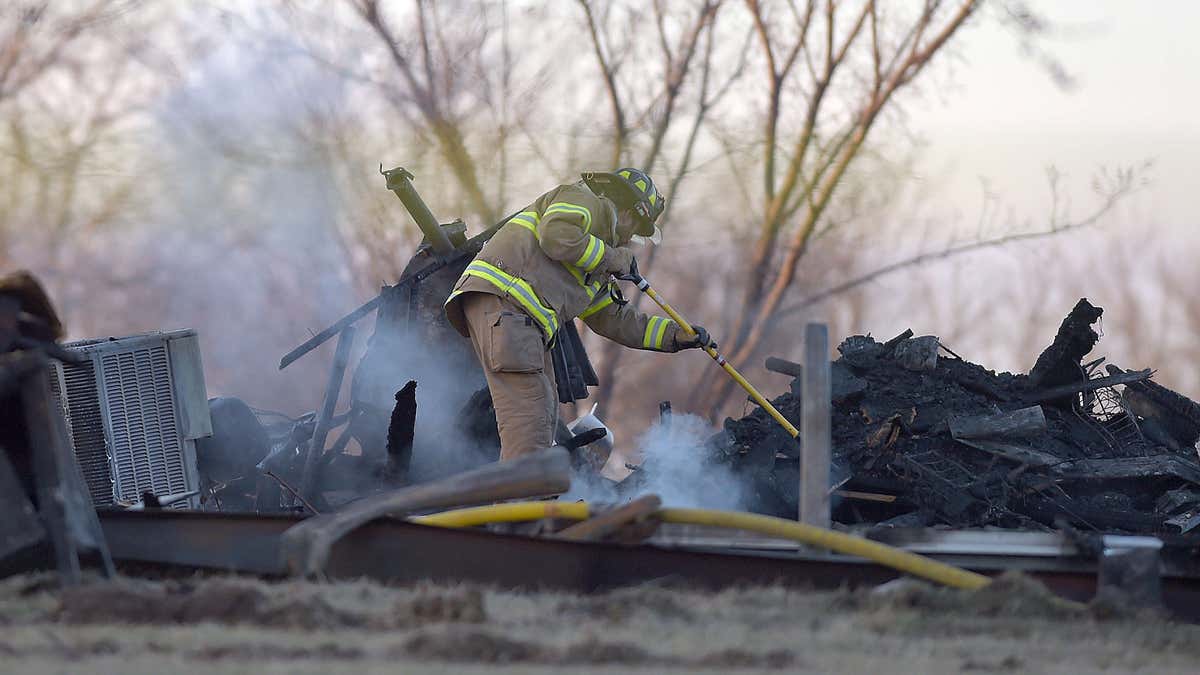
[487,311,545,373]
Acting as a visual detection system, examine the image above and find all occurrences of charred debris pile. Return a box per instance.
[713,299,1200,535]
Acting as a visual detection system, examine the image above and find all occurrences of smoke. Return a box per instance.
[136,20,362,414]
[354,317,493,483]
[106,11,497,479]
[630,413,747,510]
[565,413,748,510]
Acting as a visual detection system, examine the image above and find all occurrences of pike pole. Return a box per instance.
[620,263,799,439]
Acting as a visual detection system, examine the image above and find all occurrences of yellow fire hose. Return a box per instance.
[411,502,991,590]
[622,267,799,438]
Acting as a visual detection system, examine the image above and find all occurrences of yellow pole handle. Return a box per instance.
[637,280,799,439]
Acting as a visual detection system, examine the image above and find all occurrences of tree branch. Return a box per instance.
[774,164,1145,321]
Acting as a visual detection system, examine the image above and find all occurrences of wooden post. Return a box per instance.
[800,323,831,528]
[21,360,81,583]
[301,325,356,501]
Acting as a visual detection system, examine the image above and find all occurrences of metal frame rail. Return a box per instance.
[96,511,1200,621]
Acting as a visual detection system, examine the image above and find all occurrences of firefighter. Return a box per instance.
[444,168,712,460]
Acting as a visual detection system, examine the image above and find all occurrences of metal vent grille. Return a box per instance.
[56,360,116,506]
[99,346,189,505]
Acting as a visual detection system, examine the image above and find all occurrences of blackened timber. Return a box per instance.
[953,438,1061,467]
[765,356,803,378]
[1029,298,1103,390]
[949,406,1047,440]
[880,329,914,355]
[384,380,417,482]
[1054,456,1200,486]
[278,216,511,371]
[1026,369,1153,404]
[1112,365,1200,448]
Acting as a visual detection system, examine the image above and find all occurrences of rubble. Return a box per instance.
[0,271,114,580]
[714,298,1200,535]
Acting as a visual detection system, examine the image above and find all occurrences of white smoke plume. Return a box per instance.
[630,413,747,510]
[565,413,747,511]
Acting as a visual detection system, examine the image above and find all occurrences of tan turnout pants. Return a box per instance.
[460,292,558,460]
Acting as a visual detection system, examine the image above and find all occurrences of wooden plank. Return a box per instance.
[953,438,1062,467]
[558,495,662,542]
[1055,456,1200,485]
[949,406,1046,440]
[1026,369,1153,403]
[801,323,831,528]
[833,490,896,503]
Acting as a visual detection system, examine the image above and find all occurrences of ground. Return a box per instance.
[0,571,1198,674]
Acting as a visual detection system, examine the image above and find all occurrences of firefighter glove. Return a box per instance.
[674,324,715,351]
[604,246,637,278]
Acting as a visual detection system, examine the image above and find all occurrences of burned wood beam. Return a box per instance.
[1111,364,1200,448]
[949,406,1047,440]
[1026,369,1153,404]
[1054,456,1200,486]
[1029,298,1104,389]
[384,380,417,483]
[953,438,1061,467]
[880,328,914,355]
[765,356,803,378]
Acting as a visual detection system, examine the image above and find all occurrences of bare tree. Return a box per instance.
[0,1,164,277]
[687,0,985,414]
[343,0,504,224]
[578,0,752,414]
[772,164,1148,323]
[0,1,125,103]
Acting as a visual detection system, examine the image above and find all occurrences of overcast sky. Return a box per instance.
[914,0,1198,233]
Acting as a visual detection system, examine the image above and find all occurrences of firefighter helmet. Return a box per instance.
[582,167,665,237]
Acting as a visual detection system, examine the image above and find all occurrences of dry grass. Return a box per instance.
[0,571,1197,674]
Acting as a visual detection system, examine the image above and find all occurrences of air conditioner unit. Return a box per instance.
[48,330,212,509]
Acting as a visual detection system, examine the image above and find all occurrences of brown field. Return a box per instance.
[0,571,1197,674]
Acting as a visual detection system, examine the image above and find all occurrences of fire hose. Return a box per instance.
[618,261,800,439]
[412,502,991,590]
